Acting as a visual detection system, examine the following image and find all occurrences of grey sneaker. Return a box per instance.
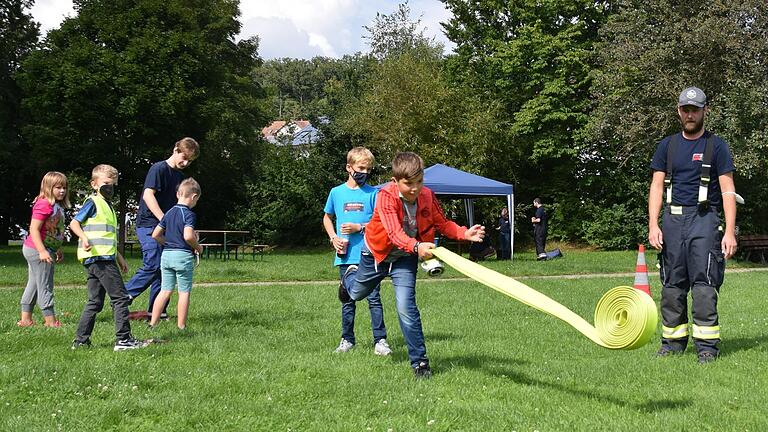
[656,346,683,357]
[413,361,432,379]
[334,338,354,353]
[374,338,392,356]
[114,337,149,352]
[698,351,718,364]
[70,339,92,350]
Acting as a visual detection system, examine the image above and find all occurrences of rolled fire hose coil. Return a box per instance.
[430,247,657,350]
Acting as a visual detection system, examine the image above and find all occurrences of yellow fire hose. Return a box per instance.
[430,247,657,350]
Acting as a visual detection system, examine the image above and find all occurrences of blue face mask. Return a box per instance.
[351,171,369,187]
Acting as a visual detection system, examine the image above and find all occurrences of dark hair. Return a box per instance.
[391,152,424,180]
[533,197,542,205]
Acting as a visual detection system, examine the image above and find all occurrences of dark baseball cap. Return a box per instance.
[678,86,707,108]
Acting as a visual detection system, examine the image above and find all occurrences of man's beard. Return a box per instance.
[682,117,704,135]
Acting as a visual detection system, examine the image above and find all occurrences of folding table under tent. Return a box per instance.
[377,164,515,261]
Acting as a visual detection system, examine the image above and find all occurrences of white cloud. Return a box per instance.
[308,33,337,57]
[27,0,455,59]
[28,0,74,33]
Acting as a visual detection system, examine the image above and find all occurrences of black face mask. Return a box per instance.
[99,184,115,200]
[351,171,369,187]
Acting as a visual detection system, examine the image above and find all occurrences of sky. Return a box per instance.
[28,0,456,59]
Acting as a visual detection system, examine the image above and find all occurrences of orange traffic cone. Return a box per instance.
[633,244,652,296]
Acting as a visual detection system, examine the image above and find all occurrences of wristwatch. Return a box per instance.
[413,241,421,254]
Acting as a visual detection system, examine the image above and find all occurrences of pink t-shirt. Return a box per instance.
[23,198,65,251]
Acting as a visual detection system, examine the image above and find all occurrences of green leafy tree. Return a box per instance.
[582,0,768,245]
[363,2,442,61]
[441,0,613,243]
[0,0,39,242]
[17,0,267,247]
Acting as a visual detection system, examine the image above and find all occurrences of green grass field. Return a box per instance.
[1,245,766,431]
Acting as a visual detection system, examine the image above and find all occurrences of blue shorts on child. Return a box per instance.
[160,249,195,293]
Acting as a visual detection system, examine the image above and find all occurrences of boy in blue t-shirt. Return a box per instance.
[148,178,203,330]
[323,147,390,355]
[126,137,199,319]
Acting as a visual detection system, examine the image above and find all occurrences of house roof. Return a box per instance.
[261,120,286,138]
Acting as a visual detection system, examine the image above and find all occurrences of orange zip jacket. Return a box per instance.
[364,182,468,263]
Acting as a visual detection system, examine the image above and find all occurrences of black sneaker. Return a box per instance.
[338,265,357,303]
[413,361,432,379]
[698,351,718,364]
[159,312,169,321]
[656,346,682,357]
[70,339,92,350]
[114,337,148,352]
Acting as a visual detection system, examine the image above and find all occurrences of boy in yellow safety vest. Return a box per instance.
[69,164,147,351]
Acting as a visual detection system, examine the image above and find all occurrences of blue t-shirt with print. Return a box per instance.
[136,161,186,228]
[323,183,377,266]
[74,197,116,265]
[158,204,197,253]
[650,132,735,206]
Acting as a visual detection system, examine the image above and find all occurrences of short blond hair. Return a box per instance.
[38,171,71,208]
[347,147,375,166]
[175,137,200,159]
[91,164,118,182]
[391,152,424,180]
[178,177,201,197]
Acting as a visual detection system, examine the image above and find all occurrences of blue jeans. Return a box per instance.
[342,250,425,368]
[339,264,386,345]
[125,226,165,313]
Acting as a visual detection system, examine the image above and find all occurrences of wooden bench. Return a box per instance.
[738,234,768,264]
[199,243,225,259]
[124,240,140,257]
[239,244,274,261]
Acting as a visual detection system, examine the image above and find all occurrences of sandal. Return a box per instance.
[16,320,35,327]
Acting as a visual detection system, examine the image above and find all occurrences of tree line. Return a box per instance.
[2,0,767,250]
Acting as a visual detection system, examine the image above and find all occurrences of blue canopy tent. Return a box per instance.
[378,164,515,260]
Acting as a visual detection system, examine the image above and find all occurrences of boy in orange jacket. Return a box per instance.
[341,152,485,378]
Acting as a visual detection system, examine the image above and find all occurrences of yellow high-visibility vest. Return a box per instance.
[76,195,117,262]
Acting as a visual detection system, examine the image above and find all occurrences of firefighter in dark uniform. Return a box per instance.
[532,198,547,261]
[648,86,738,364]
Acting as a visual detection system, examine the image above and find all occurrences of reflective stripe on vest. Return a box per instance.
[77,195,117,262]
[665,132,714,206]
[662,324,689,339]
[692,324,720,340]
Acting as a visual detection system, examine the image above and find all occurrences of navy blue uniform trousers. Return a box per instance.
[659,206,725,355]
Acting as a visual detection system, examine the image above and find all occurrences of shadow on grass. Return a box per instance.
[439,353,692,413]
[720,334,768,358]
[194,309,277,328]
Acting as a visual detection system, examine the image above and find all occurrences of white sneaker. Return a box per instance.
[334,338,354,353]
[374,338,392,356]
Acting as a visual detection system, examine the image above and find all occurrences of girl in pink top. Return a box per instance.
[18,172,71,328]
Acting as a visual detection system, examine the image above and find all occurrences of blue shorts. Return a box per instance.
[160,250,195,293]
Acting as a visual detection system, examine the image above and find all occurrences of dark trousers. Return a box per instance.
[534,225,547,255]
[659,206,724,355]
[498,231,511,260]
[74,260,132,343]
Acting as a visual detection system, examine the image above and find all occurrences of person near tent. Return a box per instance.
[648,86,737,364]
[532,198,547,260]
[497,207,511,260]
